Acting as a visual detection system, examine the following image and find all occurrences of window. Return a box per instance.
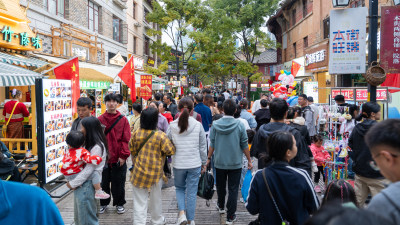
[144,37,150,55]
[303,0,308,18]
[113,17,121,42]
[144,9,149,24]
[44,0,65,17]
[88,1,99,32]
[323,17,330,39]
[293,42,296,58]
[133,3,136,20]
[303,36,308,48]
[133,36,137,54]
[292,9,296,26]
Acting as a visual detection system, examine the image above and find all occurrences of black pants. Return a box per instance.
[314,166,325,183]
[100,163,127,207]
[216,168,242,219]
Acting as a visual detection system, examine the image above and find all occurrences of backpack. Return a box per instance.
[197,170,215,205]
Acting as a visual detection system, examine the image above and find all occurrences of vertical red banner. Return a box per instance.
[140,75,152,100]
[381,7,400,73]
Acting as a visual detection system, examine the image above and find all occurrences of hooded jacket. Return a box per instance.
[98,111,131,164]
[348,119,383,178]
[251,122,312,173]
[210,116,248,170]
[167,117,208,169]
[368,181,400,225]
[254,108,271,130]
[288,117,311,146]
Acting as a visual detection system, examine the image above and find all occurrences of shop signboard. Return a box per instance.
[140,75,152,100]
[331,89,387,101]
[80,80,110,89]
[147,57,155,67]
[0,26,42,51]
[108,83,121,94]
[36,79,73,184]
[305,41,330,73]
[329,7,367,74]
[304,82,319,103]
[134,57,144,70]
[380,7,400,73]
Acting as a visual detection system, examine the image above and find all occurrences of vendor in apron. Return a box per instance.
[3,89,30,139]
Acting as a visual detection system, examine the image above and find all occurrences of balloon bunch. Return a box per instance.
[269,70,297,101]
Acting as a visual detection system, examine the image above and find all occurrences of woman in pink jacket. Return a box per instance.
[310,135,331,192]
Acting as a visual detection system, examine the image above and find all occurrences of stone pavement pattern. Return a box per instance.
[56,171,257,225]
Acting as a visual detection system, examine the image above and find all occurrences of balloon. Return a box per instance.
[287,96,298,106]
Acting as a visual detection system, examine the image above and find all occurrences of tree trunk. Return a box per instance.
[247,76,251,98]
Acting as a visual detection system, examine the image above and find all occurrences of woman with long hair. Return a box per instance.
[66,116,108,225]
[246,131,319,225]
[130,103,142,132]
[2,89,29,139]
[349,102,387,207]
[166,97,207,225]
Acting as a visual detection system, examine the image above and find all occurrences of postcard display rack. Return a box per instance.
[36,78,72,197]
[317,104,351,185]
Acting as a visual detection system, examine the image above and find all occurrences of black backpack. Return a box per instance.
[197,171,214,205]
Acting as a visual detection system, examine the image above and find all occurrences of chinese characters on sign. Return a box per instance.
[380,7,400,73]
[1,25,42,49]
[305,50,325,66]
[140,75,152,100]
[331,89,388,101]
[329,8,367,74]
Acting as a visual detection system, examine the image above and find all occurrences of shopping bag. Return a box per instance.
[241,170,253,202]
[197,171,214,202]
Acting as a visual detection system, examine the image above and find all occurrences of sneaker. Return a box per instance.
[99,205,107,214]
[226,215,237,224]
[239,197,244,203]
[189,221,195,225]
[216,203,226,214]
[95,190,110,199]
[116,206,125,214]
[314,185,321,193]
[213,185,217,191]
[177,213,187,225]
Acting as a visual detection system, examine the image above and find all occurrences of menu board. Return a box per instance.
[41,79,73,183]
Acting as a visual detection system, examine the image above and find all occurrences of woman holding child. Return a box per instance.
[66,117,108,225]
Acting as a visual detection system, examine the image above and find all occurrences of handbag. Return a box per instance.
[197,169,214,206]
[2,101,19,138]
[262,169,290,225]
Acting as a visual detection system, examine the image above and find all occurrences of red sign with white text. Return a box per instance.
[331,89,387,101]
[140,75,152,100]
[381,7,400,73]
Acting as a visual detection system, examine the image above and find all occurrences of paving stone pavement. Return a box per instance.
[56,165,257,225]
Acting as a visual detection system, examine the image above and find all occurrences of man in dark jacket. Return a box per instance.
[163,95,178,118]
[251,98,312,174]
[98,94,131,214]
[71,97,93,131]
[254,99,270,130]
[349,118,387,207]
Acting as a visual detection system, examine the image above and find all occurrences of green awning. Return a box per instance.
[0,52,48,68]
[0,61,41,86]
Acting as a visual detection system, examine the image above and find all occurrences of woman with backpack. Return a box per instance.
[167,97,208,225]
[246,131,319,225]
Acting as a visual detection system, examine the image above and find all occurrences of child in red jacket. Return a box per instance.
[310,135,331,193]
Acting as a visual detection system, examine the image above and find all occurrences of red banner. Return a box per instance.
[140,75,152,100]
[381,7,400,73]
[331,89,388,101]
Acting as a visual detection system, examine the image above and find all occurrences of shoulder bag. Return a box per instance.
[2,101,19,138]
[262,169,290,225]
[104,115,123,135]
[133,130,155,157]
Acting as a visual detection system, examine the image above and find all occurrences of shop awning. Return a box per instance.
[80,68,114,83]
[0,62,41,86]
[0,52,48,68]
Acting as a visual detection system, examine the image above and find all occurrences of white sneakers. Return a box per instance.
[177,214,187,225]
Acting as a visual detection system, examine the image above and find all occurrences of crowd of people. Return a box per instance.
[1,89,399,225]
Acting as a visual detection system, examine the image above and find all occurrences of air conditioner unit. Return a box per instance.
[134,22,141,27]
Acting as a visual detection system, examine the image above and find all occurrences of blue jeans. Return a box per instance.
[74,180,98,225]
[173,167,201,221]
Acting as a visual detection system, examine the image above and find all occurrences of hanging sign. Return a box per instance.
[329,7,367,74]
[140,75,152,100]
[331,89,387,101]
[79,80,110,89]
[37,79,73,184]
[380,6,400,73]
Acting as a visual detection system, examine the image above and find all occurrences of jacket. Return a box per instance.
[167,117,207,169]
[3,101,29,122]
[0,181,64,225]
[251,122,312,173]
[254,108,271,130]
[367,181,400,225]
[98,111,131,164]
[194,103,213,132]
[288,117,311,145]
[0,157,14,179]
[310,144,331,166]
[301,106,316,136]
[348,119,382,178]
[167,103,178,118]
[246,161,319,225]
[240,109,257,129]
[210,116,248,170]
[157,113,169,132]
[161,112,173,124]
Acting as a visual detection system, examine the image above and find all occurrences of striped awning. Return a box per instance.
[0,52,48,68]
[0,61,41,86]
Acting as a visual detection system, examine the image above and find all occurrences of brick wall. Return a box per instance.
[28,0,43,8]
[69,0,88,28]
[101,8,113,39]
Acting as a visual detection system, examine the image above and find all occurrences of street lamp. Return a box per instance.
[168,61,173,70]
[183,60,188,70]
[394,0,400,5]
[332,0,350,7]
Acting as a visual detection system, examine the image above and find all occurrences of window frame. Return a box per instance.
[293,42,297,58]
[302,0,307,18]
[303,36,308,48]
[133,2,136,20]
[88,1,99,33]
[292,8,296,27]
[133,36,137,54]
[44,0,65,18]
